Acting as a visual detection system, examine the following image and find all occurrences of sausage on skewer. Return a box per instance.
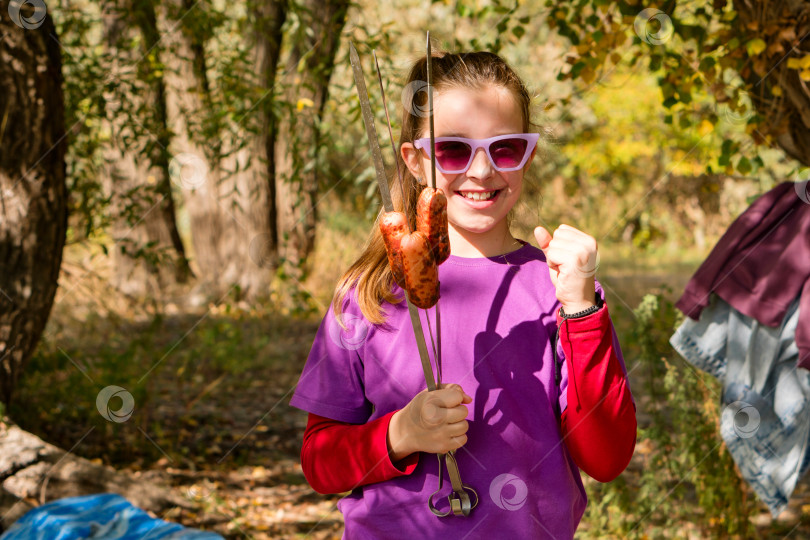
[416,187,450,265]
[379,211,409,289]
[400,231,440,309]
[380,187,449,305]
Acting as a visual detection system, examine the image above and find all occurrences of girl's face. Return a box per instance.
[401,84,535,238]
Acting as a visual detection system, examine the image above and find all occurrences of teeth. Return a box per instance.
[461,191,498,201]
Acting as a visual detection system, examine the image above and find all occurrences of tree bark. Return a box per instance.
[101,0,191,299]
[274,0,350,282]
[0,0,68,406]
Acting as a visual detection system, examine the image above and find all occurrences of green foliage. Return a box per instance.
[545,0,807,175]
[440,0,527,53]
[11,305,296,466]
[55,0,111,245]
[582,292,755,538]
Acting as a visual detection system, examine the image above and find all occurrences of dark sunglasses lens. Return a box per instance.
[490,138,528,169]
[434,140,472,171]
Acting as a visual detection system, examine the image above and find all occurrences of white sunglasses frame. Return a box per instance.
[413,133,540,174]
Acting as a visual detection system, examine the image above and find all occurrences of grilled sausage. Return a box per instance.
[379,211,409,289]
[416,187,450,264]
[400,231,440,309]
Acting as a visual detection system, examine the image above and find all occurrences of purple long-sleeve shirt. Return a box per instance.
[290,241,628,539]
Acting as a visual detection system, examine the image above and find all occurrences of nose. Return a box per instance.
[465,147,493,179]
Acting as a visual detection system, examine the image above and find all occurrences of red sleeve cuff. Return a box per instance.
[301,410,419,494]
[555,299,609,329]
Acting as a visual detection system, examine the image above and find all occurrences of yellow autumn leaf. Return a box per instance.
[580,66,596,85]
[800,70,810,82]
[296,98,315,111]
[697,119,714,136]
[746,38,767,56]
[787,55,810,70]
[771,85,783,97]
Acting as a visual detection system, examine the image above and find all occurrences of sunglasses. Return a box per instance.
[414,133,539,174]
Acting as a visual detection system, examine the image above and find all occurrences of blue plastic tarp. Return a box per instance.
[0,493,223,540]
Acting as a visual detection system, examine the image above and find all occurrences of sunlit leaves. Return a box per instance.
[541,0,810,180]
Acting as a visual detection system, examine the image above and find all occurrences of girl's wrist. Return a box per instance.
[561,286,599,315]
[387,409,415,462]
[561,300,595,314]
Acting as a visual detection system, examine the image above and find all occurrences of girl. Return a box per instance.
[290,49,636,538]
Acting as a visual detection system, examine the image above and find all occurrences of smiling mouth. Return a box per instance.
[456,190,501,201]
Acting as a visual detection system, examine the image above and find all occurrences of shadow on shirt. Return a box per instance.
[472,265,558,441]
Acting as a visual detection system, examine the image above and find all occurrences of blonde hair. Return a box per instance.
[332,50,533,325]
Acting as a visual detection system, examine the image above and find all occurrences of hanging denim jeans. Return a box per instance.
[670,293,810,517]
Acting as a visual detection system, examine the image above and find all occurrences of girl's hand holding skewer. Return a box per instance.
[387,383,472,461]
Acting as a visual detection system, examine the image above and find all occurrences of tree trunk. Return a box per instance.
[274,0,350,282]
[211,0,287,300]
[162,0,287,302]
[0,0,67,406]
[736,0,810,166]
[102,0,191,299]
[156,0,224,300]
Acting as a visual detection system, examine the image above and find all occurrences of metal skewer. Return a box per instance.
[372,50,407,213]
[427,32,437,191]
[372,47,442,390]
[353,37,476,517]
[424,31,475,517]
[350,41,437,393]
[426,32,443,388]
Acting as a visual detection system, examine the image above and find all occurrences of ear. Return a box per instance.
[401,142,425,180]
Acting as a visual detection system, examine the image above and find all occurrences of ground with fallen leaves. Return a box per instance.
[6,261,810,539]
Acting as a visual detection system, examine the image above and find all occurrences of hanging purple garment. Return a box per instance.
[675,181,810,369]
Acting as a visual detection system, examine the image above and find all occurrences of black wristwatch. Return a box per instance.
[559,292,604,320]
